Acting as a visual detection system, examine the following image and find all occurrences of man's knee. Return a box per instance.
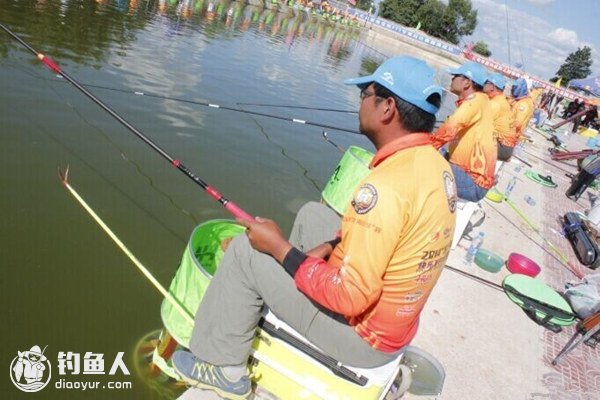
[225,234,254,260]
[296,201,332,219]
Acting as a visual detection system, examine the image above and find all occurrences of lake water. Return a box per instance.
[0,1,457,398]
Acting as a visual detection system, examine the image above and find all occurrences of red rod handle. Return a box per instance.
[225,202,254,222]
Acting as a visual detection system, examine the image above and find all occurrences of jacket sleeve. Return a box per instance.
[293,182,405,317]
[430,99,479,150]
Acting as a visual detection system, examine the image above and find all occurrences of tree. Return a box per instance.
[414,1,447,39]
[552,46,593,86]
[444,0,477,41]
[472,41,491,57]
[355,0,374,12]
[380,0,425,28]
[378,0,478,44]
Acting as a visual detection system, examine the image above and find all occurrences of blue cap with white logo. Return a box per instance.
[446,61,488,87]
[511,78,529,98]
[344,56,443,115]
[486,72,506,90]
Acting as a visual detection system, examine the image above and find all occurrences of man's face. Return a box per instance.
[358,84,378,137]
[450,74,470,95]
[483,81,495,95]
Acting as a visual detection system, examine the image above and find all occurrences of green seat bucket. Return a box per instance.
[322,146,373,215]
[160,220,246,347]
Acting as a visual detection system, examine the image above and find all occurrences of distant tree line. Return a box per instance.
[377,0,478,45]
[551,46,593,86]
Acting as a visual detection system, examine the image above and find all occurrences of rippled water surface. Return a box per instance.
[0,1,456,398]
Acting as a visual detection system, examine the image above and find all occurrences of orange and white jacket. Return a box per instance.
[430,92,497,189]
[293,134,456,352]
[512,97,535,140]
[489,92,517,147]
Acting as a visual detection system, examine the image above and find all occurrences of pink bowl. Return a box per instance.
[506,253,541,277]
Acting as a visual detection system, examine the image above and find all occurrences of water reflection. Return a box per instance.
[1,2,460,398]
[1,0,362,67]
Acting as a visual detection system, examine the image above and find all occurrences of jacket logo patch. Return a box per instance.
[443,171,457,213]
[352,183,378,214]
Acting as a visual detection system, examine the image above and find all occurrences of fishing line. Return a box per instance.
[2,23,253,221]
[248,116,324,193]
[237,102,358,114]
[3,59,198,232]
[64,80,361,135]
[59,169,194,326]
[7,99,191,244]
[484,199,584,279]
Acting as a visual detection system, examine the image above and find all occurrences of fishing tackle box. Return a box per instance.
[563,212,600,270]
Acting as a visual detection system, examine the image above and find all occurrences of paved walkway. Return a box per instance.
[409,123,599,399]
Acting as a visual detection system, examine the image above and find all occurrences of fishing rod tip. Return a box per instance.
[58,165,70,185]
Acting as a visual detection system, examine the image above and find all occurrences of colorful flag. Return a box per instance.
[554,77,562,88]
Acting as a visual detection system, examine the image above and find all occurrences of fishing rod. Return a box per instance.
[60,81,361,135]
[322,131,346,153]
[74,81,446,127]
[512,153,533,168]
[490,195,584,279]
[59,167,195,326]
[237,102,358,114]
[1,23,253,221]
[522,148,576,175]
[444,264,578,319]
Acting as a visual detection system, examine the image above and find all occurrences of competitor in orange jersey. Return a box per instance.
[484,73,516,161]
[530,84,544,107]
[511,78,535,142]
[431,62,496,202]
[172,57,456,399]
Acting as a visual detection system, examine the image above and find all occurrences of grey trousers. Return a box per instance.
[189,202,398,368]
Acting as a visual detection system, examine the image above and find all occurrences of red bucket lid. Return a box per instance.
[506,253,541,277]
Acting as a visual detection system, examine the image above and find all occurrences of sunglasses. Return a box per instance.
[359,87,377,100]
[452,74,469,81]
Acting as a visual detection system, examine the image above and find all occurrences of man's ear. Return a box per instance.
[380,97,396,123]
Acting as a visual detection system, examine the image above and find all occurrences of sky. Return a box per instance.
[465,0,600,82]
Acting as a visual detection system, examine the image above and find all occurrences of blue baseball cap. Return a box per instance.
[343,56,443,115]
[486,73,506,90]
[446,61,488,86]
[511,78,529,98]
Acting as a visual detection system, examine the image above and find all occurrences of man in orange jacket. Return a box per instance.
[172,56,456,399]
[511,78,535,141]
[484,73,516,161]
[431,61,496,201]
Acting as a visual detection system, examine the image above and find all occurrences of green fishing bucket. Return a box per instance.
[322,146,373,215]
[160,220,246,347]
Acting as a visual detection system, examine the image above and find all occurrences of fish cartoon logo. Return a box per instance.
[10,345,52,392]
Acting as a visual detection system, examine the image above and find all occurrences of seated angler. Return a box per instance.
[431,61,496,202]
[171,56,457,400]
[510,78,535,141]
[484,73,516,161]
